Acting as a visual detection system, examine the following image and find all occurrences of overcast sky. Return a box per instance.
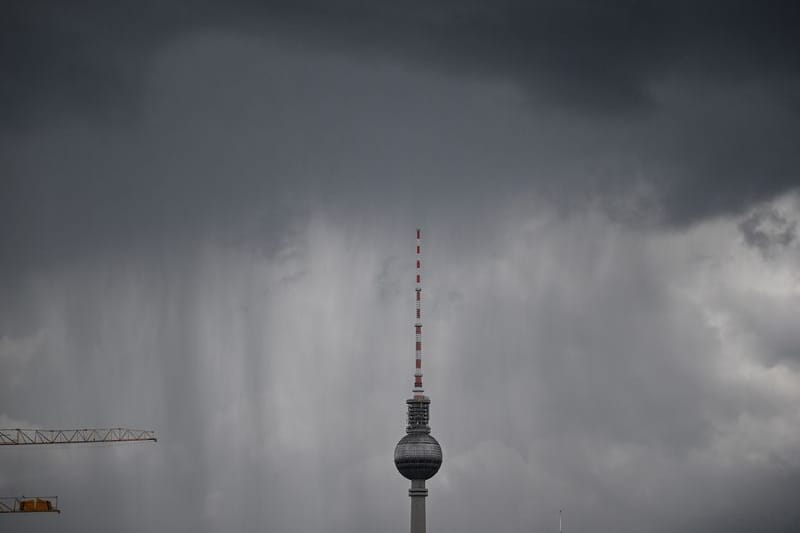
[2,2,800,532]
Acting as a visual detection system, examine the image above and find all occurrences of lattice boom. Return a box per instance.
[0,428,157,446]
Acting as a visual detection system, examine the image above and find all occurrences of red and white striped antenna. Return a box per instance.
[414,228,425,398]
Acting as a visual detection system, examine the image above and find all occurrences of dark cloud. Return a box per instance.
[1,1,799,236]
[4,1,800,118]
[739,206,797,256]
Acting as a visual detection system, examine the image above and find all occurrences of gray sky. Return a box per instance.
[2,2,800,532]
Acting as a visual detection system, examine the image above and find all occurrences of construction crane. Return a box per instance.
[1,427,156,515]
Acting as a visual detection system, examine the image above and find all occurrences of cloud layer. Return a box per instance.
[2,3,800,532]
[3,199,800,532]
[2,1,799,241]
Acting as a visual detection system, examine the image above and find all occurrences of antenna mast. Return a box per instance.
[413,228,424,398]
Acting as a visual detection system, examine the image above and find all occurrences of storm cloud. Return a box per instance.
[2,0,800,244]
[2,3,800,533]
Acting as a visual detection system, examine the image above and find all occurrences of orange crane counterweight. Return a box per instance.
[0,497,60,514]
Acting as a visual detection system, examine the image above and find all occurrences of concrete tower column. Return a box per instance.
[409,479,428,533]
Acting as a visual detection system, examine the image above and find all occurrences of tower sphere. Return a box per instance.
[394,432,443,480]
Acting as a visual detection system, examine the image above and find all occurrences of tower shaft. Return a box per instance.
[409,479,428,533]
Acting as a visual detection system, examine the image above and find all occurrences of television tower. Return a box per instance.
[394,228,443,533]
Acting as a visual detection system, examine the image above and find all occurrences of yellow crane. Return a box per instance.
[0,427,156,514]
